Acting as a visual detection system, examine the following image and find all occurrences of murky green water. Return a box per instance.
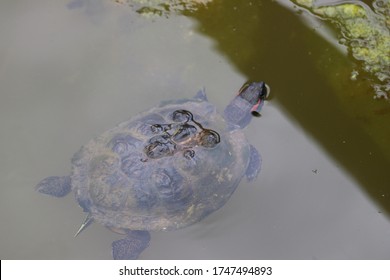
[0,0,389,259]
[187,0,390,213]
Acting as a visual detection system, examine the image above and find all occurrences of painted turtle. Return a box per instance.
[36,82,269,259]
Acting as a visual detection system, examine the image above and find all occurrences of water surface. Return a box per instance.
[0,0,389,259]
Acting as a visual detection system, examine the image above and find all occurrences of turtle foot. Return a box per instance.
[36,176,71,197]
[245,145,262,181]
[112,230,151,260]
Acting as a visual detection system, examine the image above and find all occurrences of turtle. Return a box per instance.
[36,81,269,259]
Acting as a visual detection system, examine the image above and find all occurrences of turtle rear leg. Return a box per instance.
[245,145,262,181]
[36,176,71,197]
[112,230,151,260]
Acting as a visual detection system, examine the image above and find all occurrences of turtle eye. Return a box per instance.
[261,84,271,100]
[199,129,220,148]
[172,110,193,123]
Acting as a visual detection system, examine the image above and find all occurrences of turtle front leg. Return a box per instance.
[36,176,72,197]
[245,145,262,181]
[112,230,151,260]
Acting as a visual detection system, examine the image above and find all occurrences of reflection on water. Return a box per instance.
[0,0,389,259]
[291,0,389,99]
[187,0,390,215]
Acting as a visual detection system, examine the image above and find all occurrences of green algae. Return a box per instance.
[293,0,390,99]
[112,0,210,16]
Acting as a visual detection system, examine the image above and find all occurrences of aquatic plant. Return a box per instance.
[293,0,390,99]
[113,0,211,16]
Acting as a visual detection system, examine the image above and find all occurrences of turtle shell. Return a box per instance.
[71,95,251,231]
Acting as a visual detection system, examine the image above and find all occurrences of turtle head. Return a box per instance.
[224,82,269,128]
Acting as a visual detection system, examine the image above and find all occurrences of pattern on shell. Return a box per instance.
[71,98,251,231]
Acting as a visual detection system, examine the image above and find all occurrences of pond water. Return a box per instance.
[0,0,389,259]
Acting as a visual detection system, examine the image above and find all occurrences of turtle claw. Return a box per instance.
[245,145,262,181]
[36,176,71,197]
[112,230,151,260]
[74,214,94,237]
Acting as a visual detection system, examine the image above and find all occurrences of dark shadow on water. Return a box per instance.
[186,0,390,216]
